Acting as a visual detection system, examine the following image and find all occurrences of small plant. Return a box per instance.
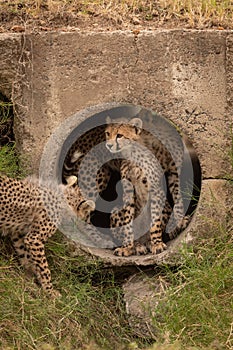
[0,144,20,177]
[0,98,14,147]
[0,95,23,177]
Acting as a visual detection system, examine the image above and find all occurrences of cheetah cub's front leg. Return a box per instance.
[110,178,146,257]
[149,186,167,255]
[149,221,167,254]
[24,223,61,298]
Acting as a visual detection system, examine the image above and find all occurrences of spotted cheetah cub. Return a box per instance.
[105,116,188,256]
[0,174,95,297]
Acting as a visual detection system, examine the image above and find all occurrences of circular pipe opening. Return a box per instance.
[39,103,202,258]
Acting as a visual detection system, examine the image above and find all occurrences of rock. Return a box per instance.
[123,271,170,339]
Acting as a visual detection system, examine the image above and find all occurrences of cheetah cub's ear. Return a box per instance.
[66,176,78,187]
[129,117,143,134]
[85,200,96,211]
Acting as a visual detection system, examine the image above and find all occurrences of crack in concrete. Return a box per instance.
[125,31,140,98]
[202,177,230,181]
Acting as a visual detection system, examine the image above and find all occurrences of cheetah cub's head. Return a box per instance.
[105,117,142,153]
[64,176,95,222]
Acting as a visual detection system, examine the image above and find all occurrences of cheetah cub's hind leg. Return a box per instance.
[165,162,190,236]
[110,210,148,256]
[96,163,112,194]
[167,215,191,240]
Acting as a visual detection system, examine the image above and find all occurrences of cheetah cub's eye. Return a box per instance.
[117,134,123,139]
[105,131,110,137]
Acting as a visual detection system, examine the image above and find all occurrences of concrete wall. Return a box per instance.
[0,30,231,178]
[0,30,231,259]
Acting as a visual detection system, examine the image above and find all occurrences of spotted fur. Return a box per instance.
[0,174,95,297]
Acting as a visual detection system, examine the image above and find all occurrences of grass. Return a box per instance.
[151,227,233,349]
[148,140,233,349]
[160,0,233,28]
[1,0,233,31]
[0,162,232,349]
[1,226,232,349]
[0,97,13,147]
[0,144,20,177]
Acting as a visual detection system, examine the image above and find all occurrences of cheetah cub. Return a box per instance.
[105,116,188,256]
[0,174,95,297]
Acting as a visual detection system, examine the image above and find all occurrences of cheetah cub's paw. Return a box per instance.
[46,289,61,299]
[114,242,148,256]
[134,242,148,255]
[151,242,167,255]
[114,246,135,257]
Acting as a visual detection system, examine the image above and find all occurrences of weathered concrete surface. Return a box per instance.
[129,31,229,179]
[0,34,21,98]
[0,30,230,178]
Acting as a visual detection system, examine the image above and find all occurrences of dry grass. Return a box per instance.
[0,0,233,32]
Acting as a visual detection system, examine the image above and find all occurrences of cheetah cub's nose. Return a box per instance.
[106,143,113,151]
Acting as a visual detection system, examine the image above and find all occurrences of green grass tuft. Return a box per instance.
[151,227,233,349]
[0,233,149,350]
[0,144,22,177]
[0,253,138,349]
[0,96,25,178]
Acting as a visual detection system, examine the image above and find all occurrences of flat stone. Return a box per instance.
[122,271,169,339]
